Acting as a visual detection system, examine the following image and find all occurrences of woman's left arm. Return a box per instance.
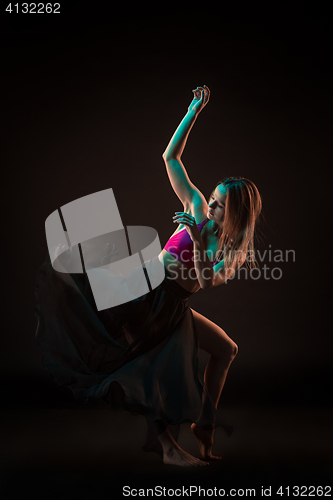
[192,238,215,289]
[173,212,215,289]
[191,248,243,289]
[173,212,247,288]
[210,253,247,287]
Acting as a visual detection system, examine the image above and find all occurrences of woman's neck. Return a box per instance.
[212,220,222,236]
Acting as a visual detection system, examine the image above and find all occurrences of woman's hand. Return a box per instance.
[173,212,201,243]
[188,85,210,115]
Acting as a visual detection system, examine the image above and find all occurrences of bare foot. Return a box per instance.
[157,425,209,467]
[163,443,209,467]
[190,423,223,461]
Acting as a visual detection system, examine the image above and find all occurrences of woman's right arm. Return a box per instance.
[162,86,210,205]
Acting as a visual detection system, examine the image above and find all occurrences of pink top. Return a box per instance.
[164,218,217,269]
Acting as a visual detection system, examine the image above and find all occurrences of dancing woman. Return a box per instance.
[34,85,262,467]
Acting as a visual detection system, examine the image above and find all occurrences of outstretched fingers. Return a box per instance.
[173,212,195,226]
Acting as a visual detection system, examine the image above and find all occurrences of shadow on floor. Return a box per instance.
[1,403,332,499]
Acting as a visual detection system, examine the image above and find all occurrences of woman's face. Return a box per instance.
[207,184,228,223]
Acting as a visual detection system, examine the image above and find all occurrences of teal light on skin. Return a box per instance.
[207,184,228,233]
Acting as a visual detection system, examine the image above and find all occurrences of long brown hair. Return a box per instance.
[212,177,262,272]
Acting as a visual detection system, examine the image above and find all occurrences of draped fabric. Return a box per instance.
[34,255,229,456]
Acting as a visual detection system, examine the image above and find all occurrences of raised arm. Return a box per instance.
[162,86,210,205]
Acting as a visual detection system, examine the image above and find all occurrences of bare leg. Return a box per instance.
[157,427,209,467]
[190,309,238,460]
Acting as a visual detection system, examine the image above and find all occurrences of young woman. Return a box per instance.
[34,85,262,468]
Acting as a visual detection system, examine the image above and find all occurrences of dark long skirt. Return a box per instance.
[34,255,229,456]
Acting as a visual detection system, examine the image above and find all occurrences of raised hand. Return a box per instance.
[188,85,210,115]
[173,212,201,243]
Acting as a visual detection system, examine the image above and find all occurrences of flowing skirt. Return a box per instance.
[34,255,228,456]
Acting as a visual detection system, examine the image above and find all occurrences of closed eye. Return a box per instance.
[211,196,224,209]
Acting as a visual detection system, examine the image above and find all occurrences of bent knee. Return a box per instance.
[214,340,238,363]
[227,341,238,361]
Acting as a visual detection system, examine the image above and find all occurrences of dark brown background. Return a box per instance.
[1,2,332,497]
